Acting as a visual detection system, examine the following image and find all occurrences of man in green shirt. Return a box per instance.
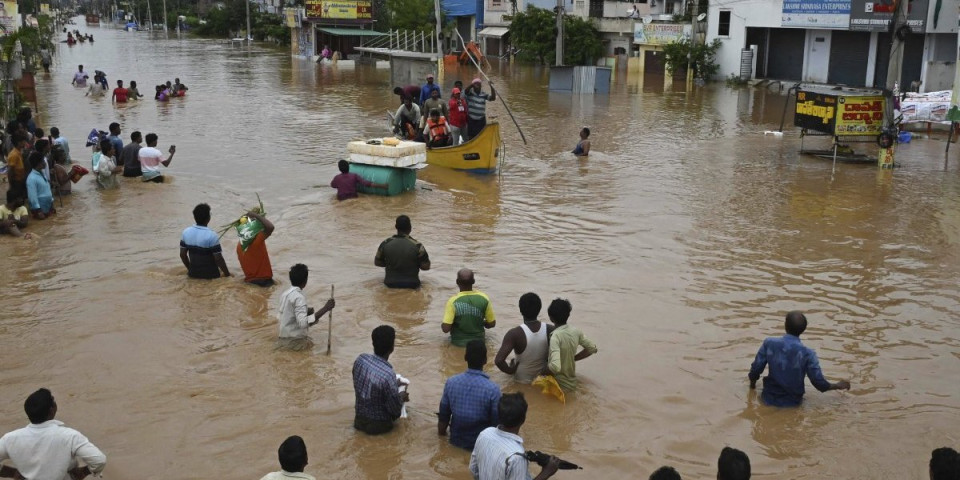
[547,298,597,391]
[442,269,496,346]
[375,215,431,288]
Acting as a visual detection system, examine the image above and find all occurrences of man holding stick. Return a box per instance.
[277,264,336,347]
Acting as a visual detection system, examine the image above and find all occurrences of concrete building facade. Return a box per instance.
[706,0,959,92]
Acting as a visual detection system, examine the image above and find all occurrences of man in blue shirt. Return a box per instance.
[179,203,231,279]
[748,311,850,407]
[419,73,440,106]
[25,154,54,219]
[438,340,501,450]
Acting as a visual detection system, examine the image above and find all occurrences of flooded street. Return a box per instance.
[2,20,959,479]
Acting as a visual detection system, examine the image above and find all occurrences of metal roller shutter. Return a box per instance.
[766,28,805,81]
[828,31,871,86]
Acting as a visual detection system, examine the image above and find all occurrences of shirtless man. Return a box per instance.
[494,293,552,384]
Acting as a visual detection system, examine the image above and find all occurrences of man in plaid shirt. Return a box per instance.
[438,340,501,450]
[353,325,408,435]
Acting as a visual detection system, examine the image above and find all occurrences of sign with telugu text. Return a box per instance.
[305,0,372,20]
[849,0,928,32]
[782,0,851,28]
[794,90,838,134]
[834,95,885,135]
[633,23,691,45]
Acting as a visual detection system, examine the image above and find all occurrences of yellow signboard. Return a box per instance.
[834,95,885,136]
[40,3,49,14]
[305,0,372,20]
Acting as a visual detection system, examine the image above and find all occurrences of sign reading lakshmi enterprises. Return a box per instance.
[849,0,928,32]
[305,0,372,20]
[633,23,691,45]
[781,0,851,29]
[794,90,838,134]
[795,90,886,136]
[834,95,885,135]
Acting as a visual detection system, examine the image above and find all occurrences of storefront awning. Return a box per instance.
[478,27,509,38]
[316,27,387,37]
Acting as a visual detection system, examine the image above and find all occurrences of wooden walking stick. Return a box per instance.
[326,285,334,354]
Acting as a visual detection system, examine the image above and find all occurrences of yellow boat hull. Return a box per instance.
[426,122,501,173]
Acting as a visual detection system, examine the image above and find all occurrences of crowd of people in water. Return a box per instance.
[0,42,958,480]
[70,63,187,102]
[0,104,176,238]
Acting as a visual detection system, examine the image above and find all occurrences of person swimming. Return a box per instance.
[572,127,590,157]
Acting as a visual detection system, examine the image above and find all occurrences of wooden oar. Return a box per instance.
[454,29,528,145]
[326,285,334,355]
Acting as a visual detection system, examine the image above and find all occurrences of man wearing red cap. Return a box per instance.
[419,73,441,106]
[448,87,469,145]
[465,78,495,140]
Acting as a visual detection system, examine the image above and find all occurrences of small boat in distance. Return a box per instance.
[85,14,100,25]
[426,122,501,174]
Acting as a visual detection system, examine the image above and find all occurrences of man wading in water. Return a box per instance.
[494,292,552,384]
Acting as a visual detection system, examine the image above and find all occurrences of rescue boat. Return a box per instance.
[426,122,501,174]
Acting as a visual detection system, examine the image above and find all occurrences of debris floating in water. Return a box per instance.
[764,130,784,137]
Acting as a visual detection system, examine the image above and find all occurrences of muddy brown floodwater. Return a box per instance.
[1,18,959,480]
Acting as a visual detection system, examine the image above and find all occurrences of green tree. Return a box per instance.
[661,37,722,80]
[509,5,554,64]
[509,6,603,65]
[386,0,438,32]
[563,15,601,66]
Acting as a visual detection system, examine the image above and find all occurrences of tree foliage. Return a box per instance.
[562,15,602,66]
[661,38,722,80]
[509,6,603,66]
[509,5,554,64]
[385,0,440,32]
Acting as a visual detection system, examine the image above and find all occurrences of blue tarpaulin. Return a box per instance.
[442,0,484,30]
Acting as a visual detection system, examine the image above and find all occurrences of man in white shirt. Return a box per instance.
[470,393,558,480]
[278,263,335,341]
[138,132,175,183]
[0,388,106,480]
[259,435,316,480]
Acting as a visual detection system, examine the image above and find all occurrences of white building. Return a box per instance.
[706,0,959,92]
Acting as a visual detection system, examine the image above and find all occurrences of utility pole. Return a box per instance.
[879,0,907,168]
[162,0,168,32]
[146,0,153,30]
[245,0,251,44]
[554,0,563,66]
[434,0,443,81]
[686,1,698,89]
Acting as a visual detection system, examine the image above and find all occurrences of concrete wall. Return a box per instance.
[391,55,438,87]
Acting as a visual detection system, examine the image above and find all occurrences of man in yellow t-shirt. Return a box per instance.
[442,269,496,347]
[0,190,30,237]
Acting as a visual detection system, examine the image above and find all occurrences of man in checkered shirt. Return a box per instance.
[352,325,408,435]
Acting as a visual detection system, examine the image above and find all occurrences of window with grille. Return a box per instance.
[718,10,731,36]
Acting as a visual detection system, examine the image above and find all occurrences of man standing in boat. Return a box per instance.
[448,87,469,146]
[419,73,441,106]
[464,78,495,141]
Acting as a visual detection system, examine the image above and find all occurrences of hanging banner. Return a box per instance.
[0,1,18,35]
[633,23,691,45]
[834,95,885,135]
[782,0,851,28]
[305,0,372,20]
[849,0,929,32]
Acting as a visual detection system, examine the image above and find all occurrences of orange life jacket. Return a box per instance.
[427,117,448,139]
